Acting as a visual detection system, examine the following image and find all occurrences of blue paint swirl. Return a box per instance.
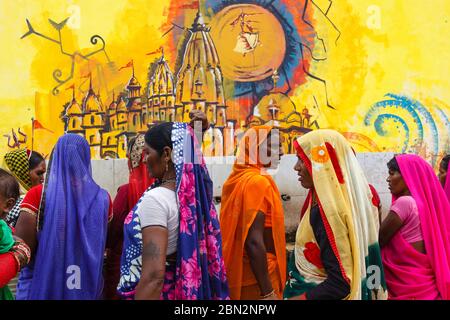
[386,94,439,156]
[364,93,445,166]
[373,114,409,153]
[364,95,423,148]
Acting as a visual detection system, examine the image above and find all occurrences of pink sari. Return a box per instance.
[382,154,450,300]
[382,233,441,299]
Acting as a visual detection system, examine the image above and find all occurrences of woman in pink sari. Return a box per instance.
[380,154,450,300]
[438,155,449,202]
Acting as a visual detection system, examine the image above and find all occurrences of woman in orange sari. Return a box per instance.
[220,125,286,300]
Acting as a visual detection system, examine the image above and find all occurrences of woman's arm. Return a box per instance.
[245,211,276,298]
[15,211,37,255]
[379,211,403,247]
[14,184,41,256]
[0,238,31,287]
[135,226,168,300]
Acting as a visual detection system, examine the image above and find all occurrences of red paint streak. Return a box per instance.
[325,142,345,184]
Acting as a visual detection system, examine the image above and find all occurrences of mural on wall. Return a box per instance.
[0,0,448,166]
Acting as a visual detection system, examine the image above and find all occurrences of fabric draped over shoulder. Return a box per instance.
[20,134,110,300]
[118,123,229,300]
[220,125,286,300]
[382,154,450,299]
[285,129,387,300]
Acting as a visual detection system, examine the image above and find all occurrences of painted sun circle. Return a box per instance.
[210,4,286,82]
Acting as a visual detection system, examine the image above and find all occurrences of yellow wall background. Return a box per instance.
[0,0,448,164]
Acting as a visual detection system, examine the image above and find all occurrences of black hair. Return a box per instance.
[0,168,20,201]
[144,122,173,156]
[440,154,450,171]
[387,156,401,173]
[29,151,45,170]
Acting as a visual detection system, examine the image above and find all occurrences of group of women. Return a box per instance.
[0,111,449,300]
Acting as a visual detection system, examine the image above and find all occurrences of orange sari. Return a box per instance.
[220,125,286,300]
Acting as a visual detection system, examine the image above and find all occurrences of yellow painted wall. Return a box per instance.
[0,0,448,165]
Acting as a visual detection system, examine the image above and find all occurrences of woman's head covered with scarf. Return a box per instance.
[119,122,229,300]
[2,149,45,193]
[28,134,109,299]
[127,134,154,208]
[293,129,387,300]
[220,125,286,299]
[234,125,283,172]
[391,154,450,299]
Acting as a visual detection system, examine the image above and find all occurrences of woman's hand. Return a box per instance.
[261,291,281,300]
[189,110,209,131]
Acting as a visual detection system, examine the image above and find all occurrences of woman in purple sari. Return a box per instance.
[15,134,111,299]
[118,122,229,300]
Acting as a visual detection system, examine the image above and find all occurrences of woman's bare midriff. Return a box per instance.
[410,240,426,254]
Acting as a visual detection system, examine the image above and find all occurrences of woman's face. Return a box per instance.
[386,169,409,196]
[143,143,171,180]
[29,160,46,186]
[294,156,314,189]
[263,131,284,169]
[438,163,447,188]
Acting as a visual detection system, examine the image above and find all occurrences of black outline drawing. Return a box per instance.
[21,18,112,95]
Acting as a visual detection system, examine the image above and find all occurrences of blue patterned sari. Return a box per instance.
[118,122,229,300]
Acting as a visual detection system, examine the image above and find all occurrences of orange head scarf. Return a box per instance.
[220,125,286,299]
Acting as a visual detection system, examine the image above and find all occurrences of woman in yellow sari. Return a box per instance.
[220,125,286,300]
[284,129,387,300]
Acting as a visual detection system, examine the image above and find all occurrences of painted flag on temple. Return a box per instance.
[33,119,54,133]
[80,71,91,79]
[146,47,163,56]
[65,83,75,90]
[119,60,133,71]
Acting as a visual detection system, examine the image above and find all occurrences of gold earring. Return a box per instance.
[165,161,168,172]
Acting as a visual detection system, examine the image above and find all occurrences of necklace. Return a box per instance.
[161,177,176,184]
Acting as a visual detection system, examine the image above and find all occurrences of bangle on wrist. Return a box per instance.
[260,289,275,299]
[12,253,22,271]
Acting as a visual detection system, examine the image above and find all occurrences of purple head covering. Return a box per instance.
[28,134,109,300]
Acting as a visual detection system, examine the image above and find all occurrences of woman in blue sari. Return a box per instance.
[118,122,229,300]
[15,134,111,299]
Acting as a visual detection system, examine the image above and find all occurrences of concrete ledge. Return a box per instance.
[91,152,395,232]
